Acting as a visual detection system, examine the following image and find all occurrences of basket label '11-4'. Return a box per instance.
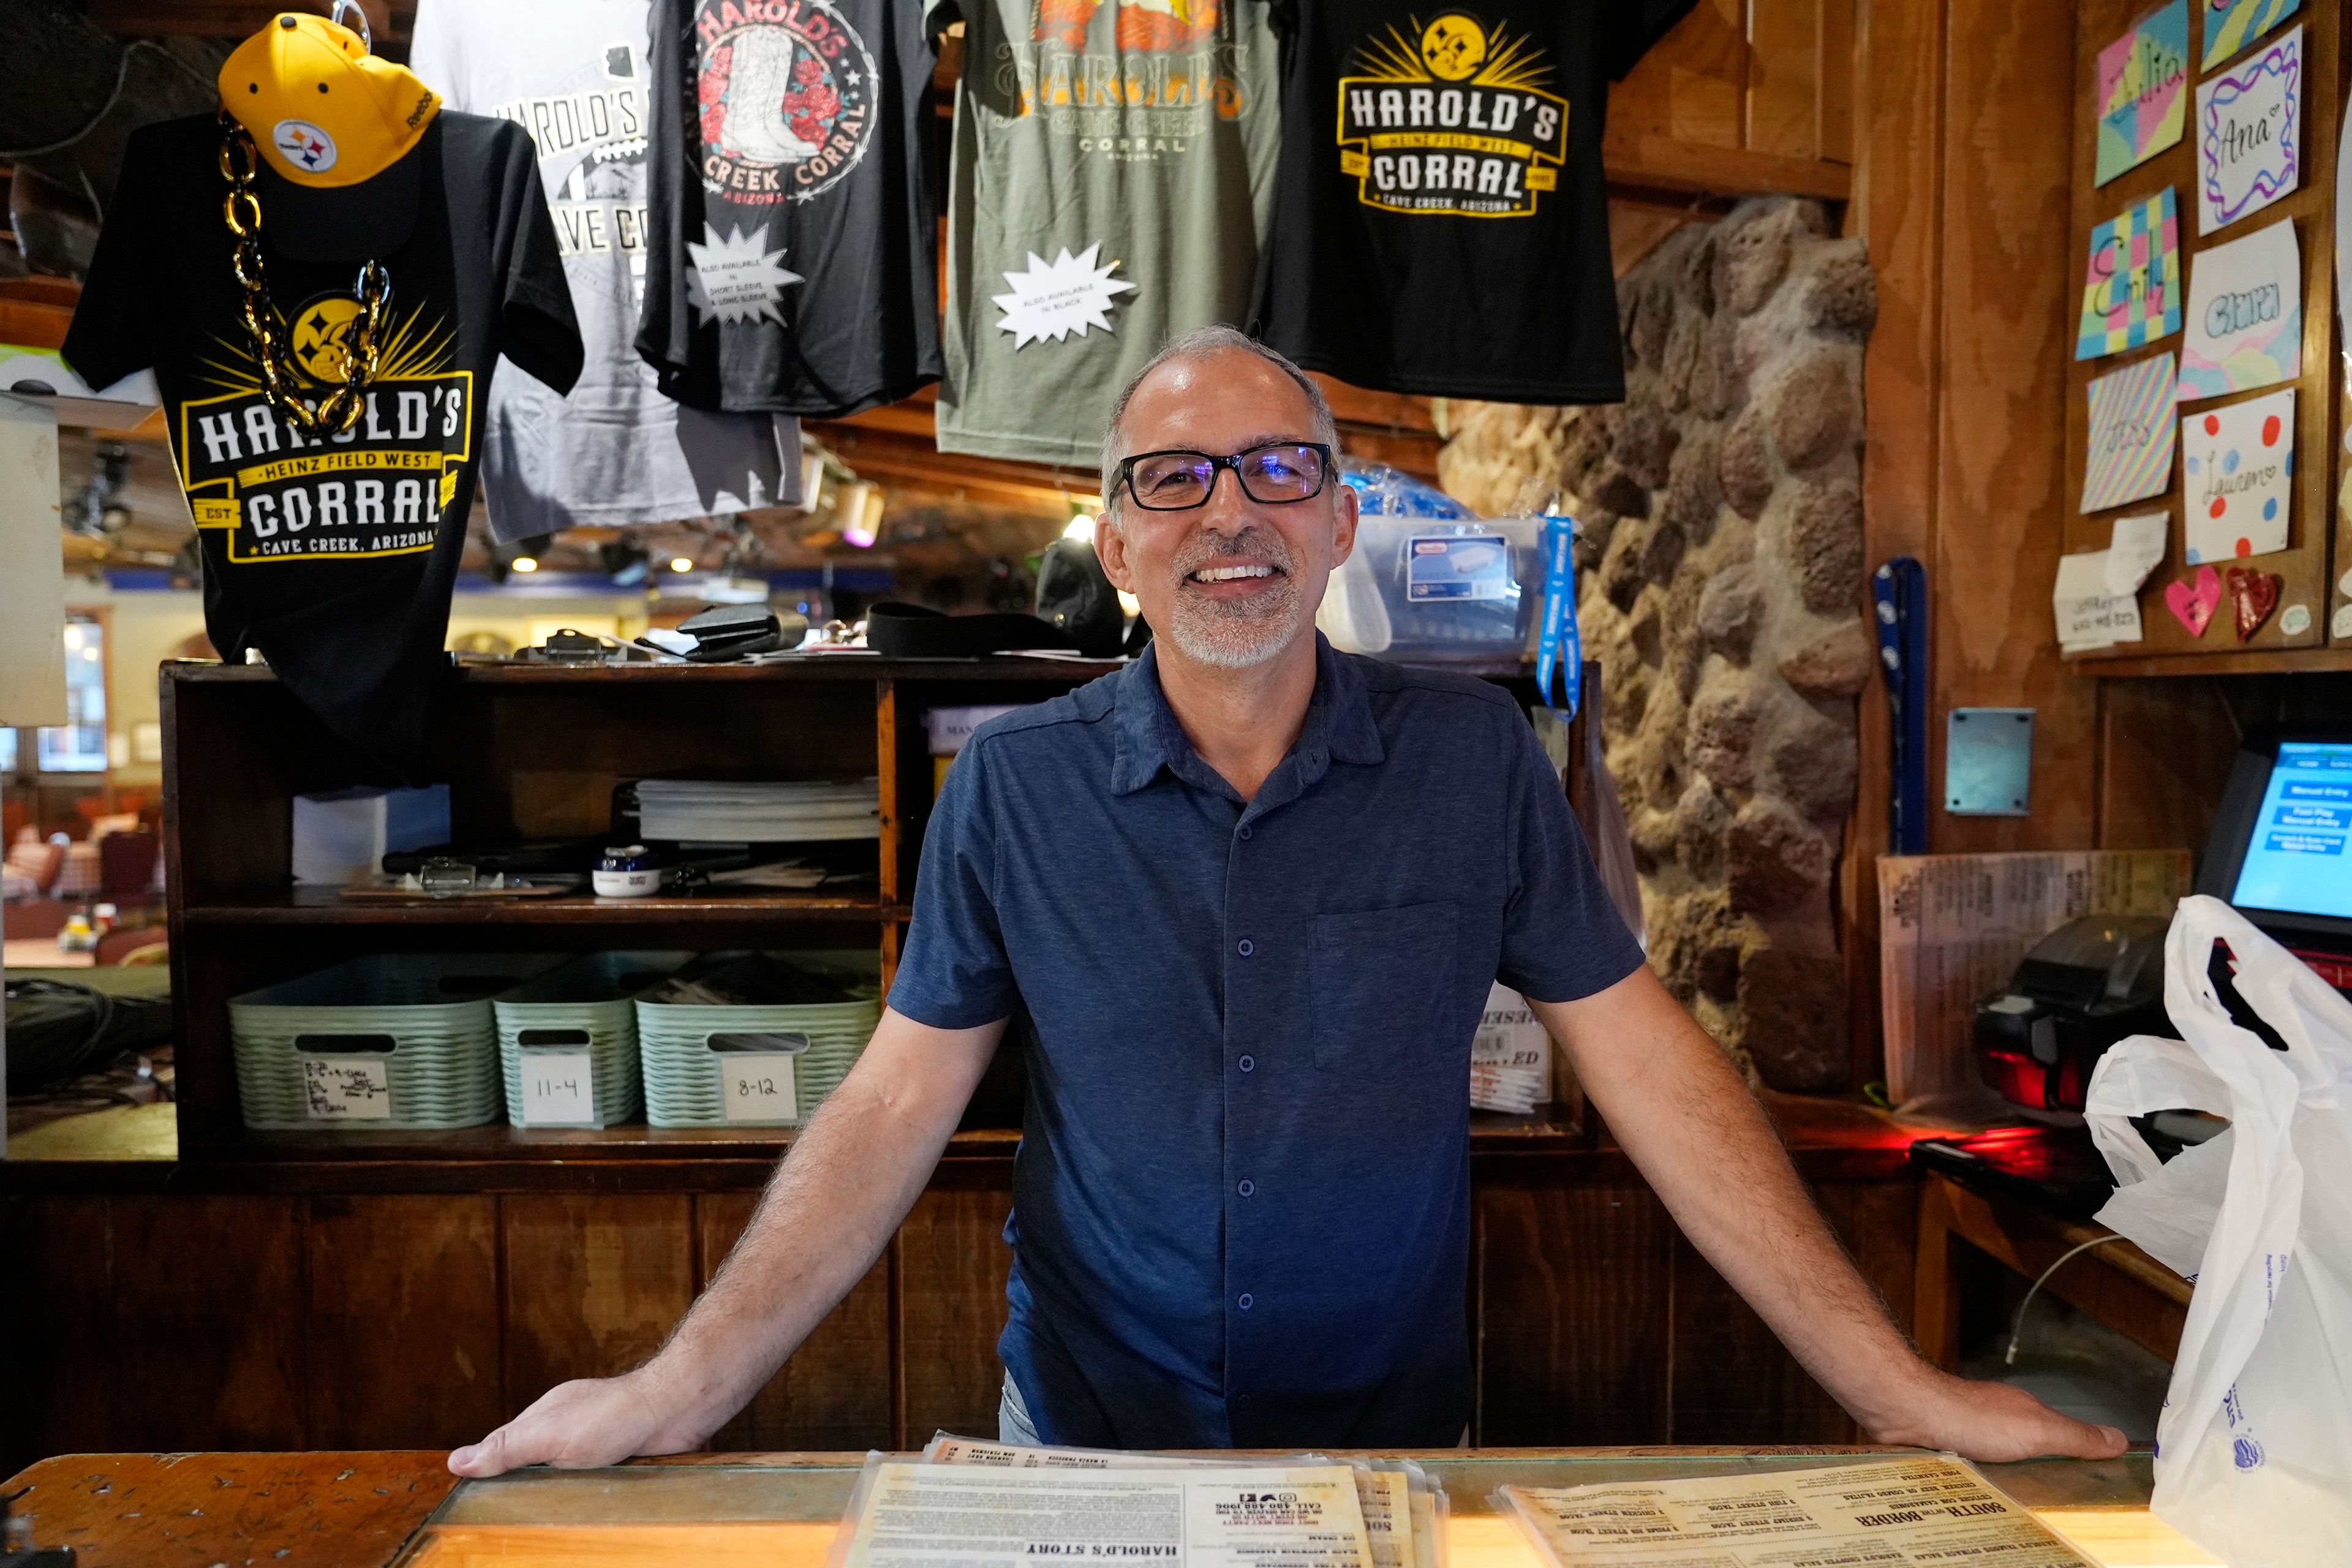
[520,1049,597,1127]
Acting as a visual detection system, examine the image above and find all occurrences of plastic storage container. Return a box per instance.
[1316,516,1547,662]
[637,952,883,1128]
[229,952,564,1131]
[493,951,693,1129]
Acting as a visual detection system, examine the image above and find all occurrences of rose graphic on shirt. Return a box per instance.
[785,55,843,147]
[693,0,878,204]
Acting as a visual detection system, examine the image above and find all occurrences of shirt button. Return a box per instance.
[1237,1179,1254,1197]
[1238,1055,1254,1072]
[1237,1293,1254,1311]
[1236,938,1254,957]
[1237,1394,1254,1409]
[1238,825,1253,840]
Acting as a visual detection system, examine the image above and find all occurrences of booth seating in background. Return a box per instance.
[4,829,69,904]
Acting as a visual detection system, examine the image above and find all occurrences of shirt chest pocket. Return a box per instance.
[1308,901,1460,1072]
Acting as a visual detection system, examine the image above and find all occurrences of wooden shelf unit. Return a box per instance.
[156,655,1589,1167]
[157,656,1125,1164]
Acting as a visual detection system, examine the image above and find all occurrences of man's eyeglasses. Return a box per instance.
[1114,443,1335,511]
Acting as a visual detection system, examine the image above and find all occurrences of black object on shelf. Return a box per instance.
[1908,1124,2119,1221]
[1973,914,2176,1113]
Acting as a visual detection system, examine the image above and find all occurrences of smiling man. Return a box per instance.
[447,327,2126,1471]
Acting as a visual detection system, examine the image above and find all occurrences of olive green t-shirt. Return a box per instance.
[930,0,1281,467]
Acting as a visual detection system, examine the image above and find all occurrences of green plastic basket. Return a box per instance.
[492,951,692,1129]
[638,952,881,1128]
[230,953,564,1131]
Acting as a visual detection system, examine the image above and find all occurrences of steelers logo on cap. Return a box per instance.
[290,294,364,383]
[1419,14,1488,81]
[272,118,338,174]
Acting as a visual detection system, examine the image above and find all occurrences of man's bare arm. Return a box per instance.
[448,1007,1006,1476]
[1533,966,2125,1463]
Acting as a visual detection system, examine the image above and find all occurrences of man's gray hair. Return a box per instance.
[1098,325,1339,513]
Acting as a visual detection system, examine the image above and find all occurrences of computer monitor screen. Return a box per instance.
[2228,741,2352,921]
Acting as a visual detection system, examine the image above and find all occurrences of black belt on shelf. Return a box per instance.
[864,601,1081,658]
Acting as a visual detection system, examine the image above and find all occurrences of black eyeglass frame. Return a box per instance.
[1112,442,1338,511]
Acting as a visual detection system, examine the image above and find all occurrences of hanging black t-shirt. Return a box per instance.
[636,0,941,417]
[1253,1,1694,402]
[62,112,580,782]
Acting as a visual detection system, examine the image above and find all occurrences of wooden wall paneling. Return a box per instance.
[1934,0,2094,852]
[1814,0,1856,168]
[0,1197,115,1474]
[1747,0,1822,160]
[1846,0,1948,1086]
[304,1195,503,1449]
[500,1195,696,1411]
[696,1193,894,1452]
[2095,677,2240,850]
[1608,0,1746,152]
[895,1185,1016,1445]
[108,1196,309,1449]
[2065,0,2342,662]
[878,679,902,907]
[1665,1177,1915,1445]
[1818,1177,1920,1336]
[1472,1184,1673,1446]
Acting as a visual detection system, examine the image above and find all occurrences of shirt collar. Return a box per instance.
[1110,634,1385,800]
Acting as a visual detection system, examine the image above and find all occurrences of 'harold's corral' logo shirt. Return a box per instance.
[1253,1,1696,403]
[62,111,579,777]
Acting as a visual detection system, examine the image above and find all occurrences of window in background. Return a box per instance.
[0,728,16,772]
[37,617,108,774]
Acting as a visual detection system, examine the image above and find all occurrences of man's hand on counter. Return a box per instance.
[1534,970,2129,1466]
[1865,1370,2128,1463]
[448,1370,706,1476]
[448,1009,1006,1479]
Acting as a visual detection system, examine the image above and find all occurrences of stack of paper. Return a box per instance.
[1496,1455,2098,1567]
[830,1436,1449,1568]
[1471,982,1550,1115]
[636,778,880,842]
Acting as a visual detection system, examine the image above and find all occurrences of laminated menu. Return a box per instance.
[921,1436,1441,1568]
[1497,1456,2098,1568]
[832,1461,1376,1568]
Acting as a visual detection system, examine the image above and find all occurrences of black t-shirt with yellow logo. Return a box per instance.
[1253,1,1692,402]
[64,111,579,780]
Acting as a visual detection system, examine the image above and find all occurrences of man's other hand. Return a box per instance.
[1870,1370,2129,1463]
[448,1371,699,1476]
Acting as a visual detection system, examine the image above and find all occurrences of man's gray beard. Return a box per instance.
[1164,527,1308,669]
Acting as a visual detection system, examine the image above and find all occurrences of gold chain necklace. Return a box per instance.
[216,111,390,440]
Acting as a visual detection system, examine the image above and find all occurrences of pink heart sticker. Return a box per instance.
[2164,565,2222,638]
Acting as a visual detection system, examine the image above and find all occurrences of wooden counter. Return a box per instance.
[0,1449,2219,1568]
[0,1095,1936,1472]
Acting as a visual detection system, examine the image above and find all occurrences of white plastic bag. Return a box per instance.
[2083,896,2352,1567]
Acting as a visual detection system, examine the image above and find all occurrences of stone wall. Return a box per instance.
[1437,197,1877,1090]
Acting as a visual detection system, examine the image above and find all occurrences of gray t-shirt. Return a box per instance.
[930,0,1281,467]
[410,0,802,541]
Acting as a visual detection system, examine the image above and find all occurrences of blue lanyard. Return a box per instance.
[1872,557,1929,854]
[1536,515,1580,717]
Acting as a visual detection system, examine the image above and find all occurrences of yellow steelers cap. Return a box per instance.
[218,12,439,188]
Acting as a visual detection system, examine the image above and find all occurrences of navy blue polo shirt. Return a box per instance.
[887,636,1642,1450]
